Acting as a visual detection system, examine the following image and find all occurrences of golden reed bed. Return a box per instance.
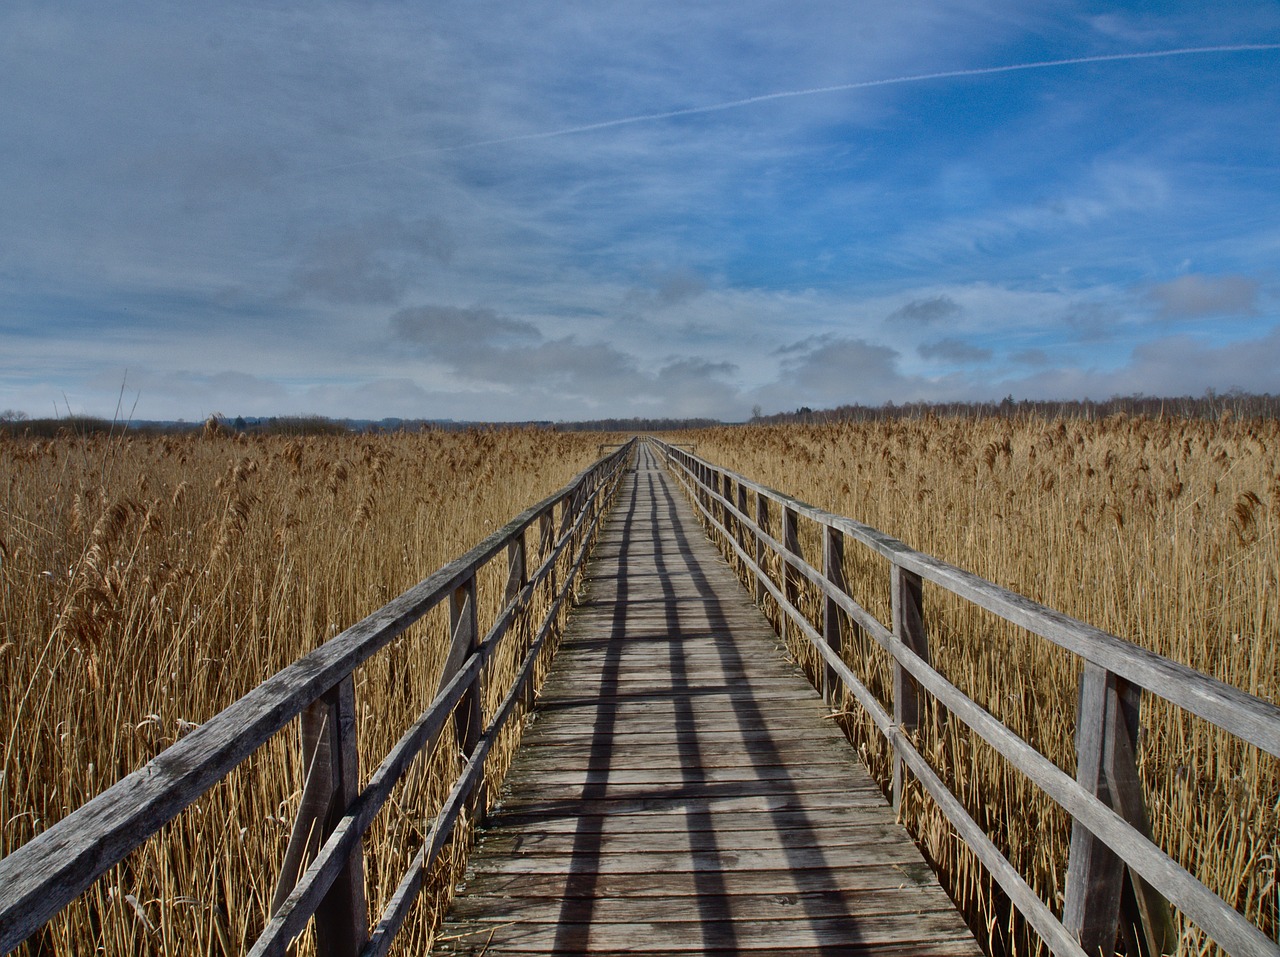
[1,416,1275,955]
[672,414,1278,956]
[0,427,610,954]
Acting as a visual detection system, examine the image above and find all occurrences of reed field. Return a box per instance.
[673,414,1279,956]
[0,425,612,955]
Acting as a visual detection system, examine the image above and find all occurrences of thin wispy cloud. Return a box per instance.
[317,43,1280,170]
[1,2,1278,421]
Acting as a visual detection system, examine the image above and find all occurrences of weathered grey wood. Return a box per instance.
[272,696,338,917]
[434,443,979,957]
[655,438,1280,957]
[659,441,1280,758]
[891,565,928,813]
[754,492,768,604]
[1102,678,1176,957]
[822,525,846,709]
[363,454,630,957]
[0,441,634,954]
[1064,664,1127,954]
[311,678,367,957]
[1066,666,1175,957]
[782,503,801,649]
[250,655,483,956]
[735,482,749,574]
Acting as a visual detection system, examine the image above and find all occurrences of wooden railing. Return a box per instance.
[653,437,1280,957]
[0,440,635,956]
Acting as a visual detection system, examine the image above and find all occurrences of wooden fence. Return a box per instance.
[653,438,1280,957]
[0,439,635,956]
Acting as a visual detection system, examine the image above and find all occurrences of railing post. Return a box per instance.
[449,574,484,818]
[735,483,749,575]
[1064,664,1174,956]
[506,534,533,709]
[821,525,846,709]
[711,469,724,533]
[891,564,928,814]
[271,676,367,957]
[754,494,768,603]
[782,506,801,643]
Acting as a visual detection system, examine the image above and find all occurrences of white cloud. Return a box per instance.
[997,325,1280,399]
[2,1,1279,421]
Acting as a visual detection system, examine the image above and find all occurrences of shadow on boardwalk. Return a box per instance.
[434,444,979,956]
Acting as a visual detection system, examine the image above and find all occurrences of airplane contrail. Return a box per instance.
[445,43,1280,151]
[316,43,1280,171]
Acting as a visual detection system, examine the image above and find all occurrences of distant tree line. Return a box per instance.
[748,391,1280,426]
[553,416,722,433]
[4,392,1278,440]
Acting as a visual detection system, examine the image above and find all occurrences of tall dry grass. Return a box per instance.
[0,426,612,954]
[673,414,1278,956]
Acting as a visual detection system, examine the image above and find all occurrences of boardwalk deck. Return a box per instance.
[433,443,981,956]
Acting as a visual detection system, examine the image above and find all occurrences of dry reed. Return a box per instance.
[672,414,1278,957]
[0,426,612,954]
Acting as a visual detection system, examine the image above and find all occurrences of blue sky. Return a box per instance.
[1,2,1278,422]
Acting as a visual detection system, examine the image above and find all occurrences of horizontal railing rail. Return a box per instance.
[0,439,635,956]
[651,437,1279,957]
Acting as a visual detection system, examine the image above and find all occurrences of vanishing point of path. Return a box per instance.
[434,442,981,956]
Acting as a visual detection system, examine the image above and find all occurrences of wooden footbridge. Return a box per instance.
[433,442,976,955]
[2,438,1278,957]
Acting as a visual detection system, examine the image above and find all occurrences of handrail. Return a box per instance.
[650,436,1280,957]
[0,439,635,955]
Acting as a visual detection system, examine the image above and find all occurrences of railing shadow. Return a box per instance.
[545,442,872,954]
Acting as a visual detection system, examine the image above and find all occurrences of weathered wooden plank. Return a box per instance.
[471,821,919,856]
[455,860,944,899]
[477,805,905,836]
[433,443,978,957]
[450,887,960,923]
[436,912,978,953]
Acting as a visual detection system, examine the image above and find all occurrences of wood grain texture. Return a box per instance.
[433,444,979,957]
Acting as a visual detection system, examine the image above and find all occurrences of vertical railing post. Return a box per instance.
[735,483,749,576]
[449,574,484,818]
[821,525,846,709]
[782,505,801,644]
[891,564,929,814]
[1064,664,1174,956]
[506,533,534,710]
[754,494,769,603]
[271,676,367,957]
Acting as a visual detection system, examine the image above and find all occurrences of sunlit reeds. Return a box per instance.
[674,413,1278,956]
[0,426,609,954]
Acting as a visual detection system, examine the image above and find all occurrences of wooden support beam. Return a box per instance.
[891,565,928,814]
[270,677,367,957]
[1065,664,1175,956]
[735,482,749,578]
[782,505,802,646]
[506,536,535,711]
[449,576,484,819]
[754,494,769,604]
[821,525,846,709]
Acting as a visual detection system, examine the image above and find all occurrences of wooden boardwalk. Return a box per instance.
[434,443,980,956]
